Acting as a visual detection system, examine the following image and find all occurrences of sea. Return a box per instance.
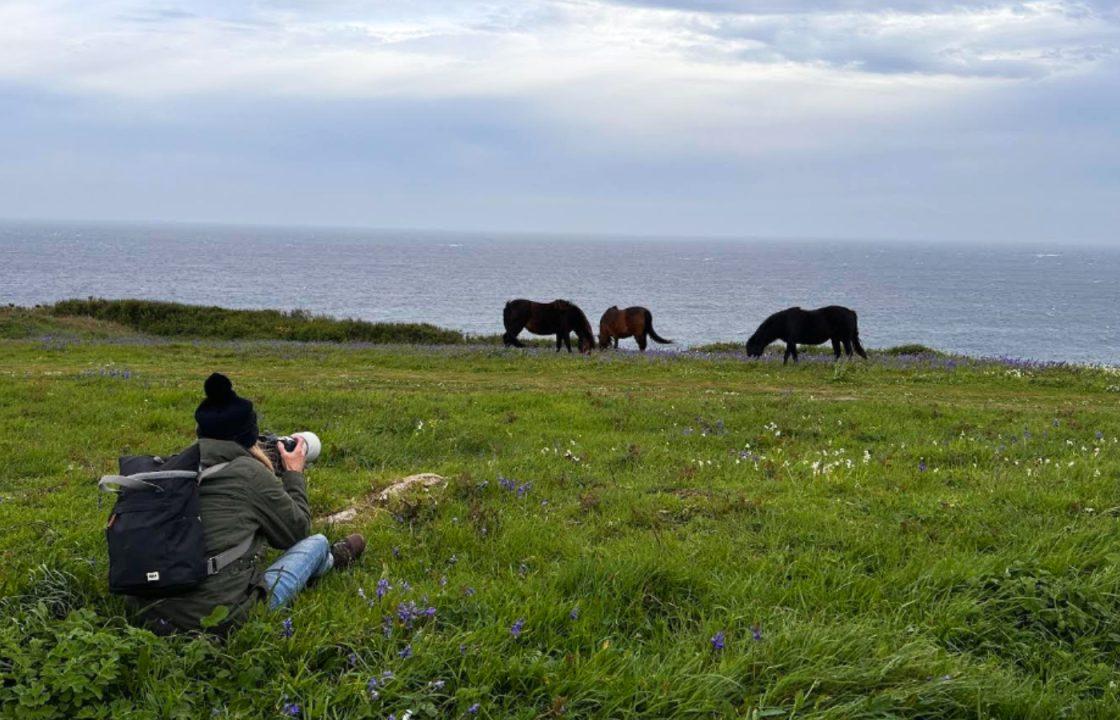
[1,220,1116,364]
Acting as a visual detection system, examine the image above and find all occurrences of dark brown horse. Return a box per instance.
[746,306,867,364]
[502,299,595,353]
[598,306,672,351]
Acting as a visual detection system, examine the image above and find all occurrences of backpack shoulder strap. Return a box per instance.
[206,535,255,576]
[197,461,251,575]
[198,462,230,482]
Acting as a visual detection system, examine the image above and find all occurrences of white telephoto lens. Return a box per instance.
[291,432,321,463]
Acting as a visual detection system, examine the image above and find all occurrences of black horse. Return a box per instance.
[746,306,867,364]
[502,299,595,353]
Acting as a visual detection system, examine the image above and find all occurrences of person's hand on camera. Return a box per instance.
[278,437,308,473]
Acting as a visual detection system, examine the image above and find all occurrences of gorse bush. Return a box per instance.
[49,298,467,344]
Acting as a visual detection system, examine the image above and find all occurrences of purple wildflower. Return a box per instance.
[392,547,401,558]
[464,586,476,597]
[399,644,413,659]
[425,606,437,617]
[282,703,301,717]
[377,578,391,599]
[440,576,448,587]
[510,619,525,638]
[459,643,468,655]
[468,703,480,714]
[711,631,725,651]
[918,459,927,472]
[569,606,580,621]
[367,677,380,700]
[516,483,531,497]
[1096,431,1104,440]
[751,624,763,642]
[381,670,394,681]
[382,615,393,638]
[499,477,516,491]
[348,652,358,666]
[281,617,294,638]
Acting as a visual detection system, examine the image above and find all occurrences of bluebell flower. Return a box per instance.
[425,606,437,617]
[281,617,293,638]
[377,578,391,599]
[751,624,763,642]
[510,619,525,638]
[282,703,301,717]
[570,606,580,621]
[399,644,413,659]
[711,631,725,651]
[367,677,380,700]
[918,459,927,472]
[348,652,358,666]
[464,586,475,597]
[468,703,480,714]
[516,483,531,497]
[499,477,516,491]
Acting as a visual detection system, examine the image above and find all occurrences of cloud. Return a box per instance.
[0,0,1116,241]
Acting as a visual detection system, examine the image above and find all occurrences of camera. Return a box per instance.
[258,431,321,473]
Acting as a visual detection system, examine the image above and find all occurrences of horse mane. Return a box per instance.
[566,303,594,340]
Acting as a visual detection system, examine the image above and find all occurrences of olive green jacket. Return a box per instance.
[128,439,310,634]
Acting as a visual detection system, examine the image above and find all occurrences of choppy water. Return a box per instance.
[1,220,1116,363]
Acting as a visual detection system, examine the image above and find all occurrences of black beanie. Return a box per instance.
[195,373,258,448]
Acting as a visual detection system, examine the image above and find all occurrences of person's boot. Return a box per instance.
[330,533,366,570]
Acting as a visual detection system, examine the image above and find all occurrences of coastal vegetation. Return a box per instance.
[1,306,1117,718]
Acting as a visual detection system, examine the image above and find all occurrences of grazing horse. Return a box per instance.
[746,306,867,364]
[502,299,595,353]
[598,306,673,351]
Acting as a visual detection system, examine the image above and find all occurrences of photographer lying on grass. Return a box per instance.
[105,373,365,636]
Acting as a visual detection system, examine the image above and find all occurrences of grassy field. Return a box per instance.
[1,313,1119,719]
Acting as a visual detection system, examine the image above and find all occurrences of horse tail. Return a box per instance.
[644,309,672,344]
[850,311,868,359]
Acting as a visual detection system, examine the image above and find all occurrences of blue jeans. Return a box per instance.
[261,534,334,610]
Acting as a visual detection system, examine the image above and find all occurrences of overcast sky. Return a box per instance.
[0,1,1117,242]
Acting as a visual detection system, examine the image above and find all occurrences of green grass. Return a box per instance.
[1,327,1119,718]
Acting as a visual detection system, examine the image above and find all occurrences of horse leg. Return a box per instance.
[637,333,647,352]
[565,334,573,353]
[555,333,563,352]
[503,329,525,348]
[613,337,619,349]
[789,344,799,363]
[842,339,854,357]
[831,338,842,359]
[783,344,792,365]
